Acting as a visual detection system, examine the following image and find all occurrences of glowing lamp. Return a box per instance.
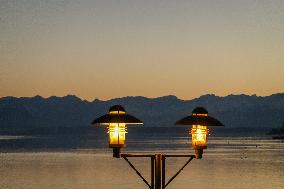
[92,105,143,158]
[175,107,224,159]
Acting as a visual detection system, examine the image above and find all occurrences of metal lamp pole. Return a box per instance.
[92,105,224,189]
[120,153,195,189]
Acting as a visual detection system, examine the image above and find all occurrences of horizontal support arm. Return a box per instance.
[121,154,155,158]
[121,154,196,158]
[164,154,196,158]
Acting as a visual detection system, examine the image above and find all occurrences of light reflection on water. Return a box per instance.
[0,136,283,189]
[0,136,33,140]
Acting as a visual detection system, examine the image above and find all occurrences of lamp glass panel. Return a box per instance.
[108,123,127,145]
[191,125,208,148]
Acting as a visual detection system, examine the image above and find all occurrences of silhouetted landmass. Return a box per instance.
[267,122,284,139]
[0,93,284,130]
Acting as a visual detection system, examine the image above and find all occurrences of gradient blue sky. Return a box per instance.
[0,0,283,100]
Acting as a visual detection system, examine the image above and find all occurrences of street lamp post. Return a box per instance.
[92,105,224,189]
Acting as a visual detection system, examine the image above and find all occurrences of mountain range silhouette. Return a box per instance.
[0,93,283,129]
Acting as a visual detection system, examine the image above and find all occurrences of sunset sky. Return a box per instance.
[0,0,283,100]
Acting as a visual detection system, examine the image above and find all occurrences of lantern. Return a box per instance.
[175,107,224,159]
[92,105,143,158]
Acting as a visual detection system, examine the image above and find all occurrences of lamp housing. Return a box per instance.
[175,107,224,159]
[92,105,143,158]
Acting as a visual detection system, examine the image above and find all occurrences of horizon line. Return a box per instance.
[1,92,283,102]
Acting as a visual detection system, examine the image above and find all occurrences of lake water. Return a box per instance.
[0,127,283,189]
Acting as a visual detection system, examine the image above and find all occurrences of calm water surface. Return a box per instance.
[0,128,283,189]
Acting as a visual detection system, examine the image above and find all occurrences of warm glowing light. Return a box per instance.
[108,123,127,147]
[192,113,208,116]
[109,111,126,114]
[191,125,208,149]
[92,105,143,158]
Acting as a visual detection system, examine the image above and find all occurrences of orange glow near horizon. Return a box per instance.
[0,1,283,101]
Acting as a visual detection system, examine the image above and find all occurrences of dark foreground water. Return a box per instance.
[0,127,283,189]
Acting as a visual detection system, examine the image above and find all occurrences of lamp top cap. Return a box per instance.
[192,107,208,115]
[109,105,126,113]
[175,106,224,126]
[92,104,143,125]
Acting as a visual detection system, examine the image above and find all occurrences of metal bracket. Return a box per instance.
[122,156,152,188]
[164,156,194,188]
[121,154,196,189]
